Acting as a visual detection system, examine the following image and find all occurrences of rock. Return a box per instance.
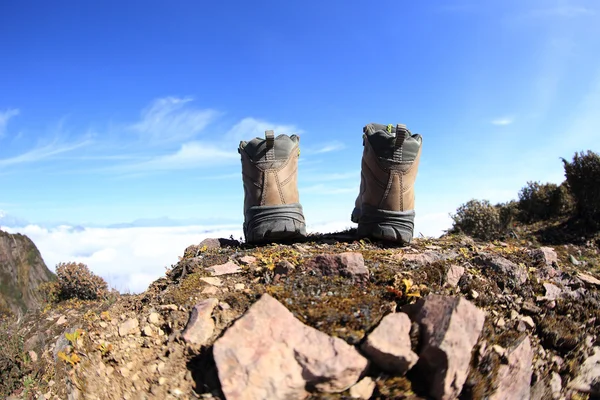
[401,250,445,265]
[445,264,465,287]
[404,295,485,400]
[148,312,161,326]
[569,254,581,266]
[303,252,369,280]
[361,312,418,374]
[349,377,376,399]
[521,316,536,329]
[534,247,558,266]
[568,346,600,395]
[234,283,245,291]
[578,272,600,287]
[56,315,67,325]
[200,277,223,286]
[142,325,154,337]
[238,255,257,265]
[28,350,38,362]
[274,260,295,276]
[213,294,367,399]
[159,304,178,311]
[199,237,239,249]
[118,318,140,337]
[495,318,506,328]
[181,298,218,346]
[490,336,533,400]
[201,286,219,295]
[474,254,528,285]
[542,283,562,301]
[521,301,542,315]
[550,372,562,399]
[205,261,241,276]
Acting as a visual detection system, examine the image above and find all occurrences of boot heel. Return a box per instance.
[244,204,306,244]
[356,205,415,244]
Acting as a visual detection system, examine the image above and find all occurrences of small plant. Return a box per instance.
[562,150,600,229]
[0,320,29,397]
[57,351,81,366]
[97,341,113,357]
[54,262,109,301]
[450,199,503,241]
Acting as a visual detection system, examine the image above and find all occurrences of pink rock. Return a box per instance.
[238,255,257,265]
[534,247,558,266]
[490,336,533,400]
[404,295,485,400]
[274,260,295,276]
[181,298,218,346]
[578,272,600,287]
[213,294,368,400]
[401,251,444,265]
[568,346,600,395]
[303,252,369,280]
[445,264,465,287]
[475,254,528,285]
[205,261,241,276]
[361,312,418,374]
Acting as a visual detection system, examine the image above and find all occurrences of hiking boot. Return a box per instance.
[351,123,423,244]
[239,130,306,244]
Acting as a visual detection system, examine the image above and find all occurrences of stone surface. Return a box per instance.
[349,377,376,399]
[200,277,222,286]
[303,252,369,280]
[181,298,218,346]
[568,346,600,394]
[56,315,67,325]
[401,250,445,265]
[238,255,257,265]
[550,372,562,399]
[361,312,418,374]
[118,318,140,337]
[148,312,160,325]
[535,247,558,266]
[274,260,295,276]
[213,294,368,400]
[569,254,581,266]
[542,283,562,301]
[198,237,240,249]
[201,286,219,295]
[578,272,600,287]
[205,261,241,276]
[490,336,533,400]
[445,264,465,287]
[404,295,485,400]
[474,254,528,284]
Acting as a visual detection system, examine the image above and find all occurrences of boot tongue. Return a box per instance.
[241,132,299,162]
[364,123,421,162]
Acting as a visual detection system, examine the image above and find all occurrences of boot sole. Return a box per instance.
[244,203,306,244]
[352,205,415,244]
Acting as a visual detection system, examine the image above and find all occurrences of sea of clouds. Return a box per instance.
[3,214,451,294]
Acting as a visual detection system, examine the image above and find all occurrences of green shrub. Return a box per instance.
[517,181,573,222]
[562,150,600,228]
[450,199,503,240]
[55,262,108,301]
[497,200,520,231]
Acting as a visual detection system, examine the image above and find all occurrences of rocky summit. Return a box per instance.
[2,232,600,400]
[0,229,55,316]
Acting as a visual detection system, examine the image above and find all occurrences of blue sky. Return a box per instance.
[1,1,600,290]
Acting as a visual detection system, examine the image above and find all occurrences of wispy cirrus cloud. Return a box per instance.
[531,6,595,18]
[225,117,298,142]
[491,117,514,126]
[0,108,19,138]
[114,141,238,173]
[129,97,220,144]
[0,138,92,168]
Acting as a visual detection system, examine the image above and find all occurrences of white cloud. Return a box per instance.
[491,117,514,126]
[116,141,238,172]
[225,117,298,142]
[312,141,345,154]
[130,97,219,144]
[5,224,243,294]
[0,139,92,168]
[0,108,19,137]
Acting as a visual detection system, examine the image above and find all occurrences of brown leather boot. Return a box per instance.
[239,130,306,244]
[351,123,422,244]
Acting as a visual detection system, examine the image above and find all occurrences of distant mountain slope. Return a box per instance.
[0,229,55,316]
